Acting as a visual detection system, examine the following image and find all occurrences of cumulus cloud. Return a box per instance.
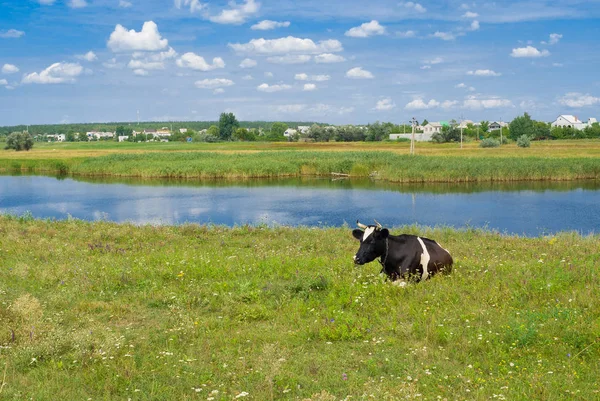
[396,30,416,38]
[251,20,290,30]
[229,36,343,55]
[346,67,374,79]
[314,53,346,63]
[463,11,478,18]
[295,73,329,81]
[266,55,311,64]
[133,69,149,76]
[2,64,19,74]
[400,2,426,13]
[0,79,7,86]
[345,20,386,38]
[102,58,123,69]
[22,62,84,84]
[405,98,440,110]
[467,69,501,77]
[510,46,550,58]
[239,58,257,68]
[119,0,132,7]
[195,78,234,89]
[558,92,600,108]
[174,0,205,13]
[0,29,25,39]
[463,96,513,109]
[441,100,459,109]
[69,0,87,8]
[128,59,164,70]
[431,31,461,41]
[542,33,562,45]
[209,0,260,24]
[257,83,291,92]
[107,21,168,52]
[176,52,225,71]
[424,57,443,65]
[375,98,395,111]
[303,83,317,91]
[470,20,480,31]
[77,51,98,62]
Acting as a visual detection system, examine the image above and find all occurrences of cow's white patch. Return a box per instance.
[362,226,376,241]
[417,237,430,281]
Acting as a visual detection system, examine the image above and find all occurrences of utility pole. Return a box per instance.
[137,110,140,125]
[410,117,417,155]
[500,118,503,145]
[459,114,464,149]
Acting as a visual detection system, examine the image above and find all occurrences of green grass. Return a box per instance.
[1,216,599,400]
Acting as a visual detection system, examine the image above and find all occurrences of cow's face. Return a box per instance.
[352,225,389,265]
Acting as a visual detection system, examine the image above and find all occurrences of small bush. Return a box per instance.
[479,138,500,148]
[517,135,531,148]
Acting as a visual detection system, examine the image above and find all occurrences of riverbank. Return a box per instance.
[2,140,600,183]
[1,217,599,400]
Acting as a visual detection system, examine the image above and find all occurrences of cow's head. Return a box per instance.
[352,220,389,265]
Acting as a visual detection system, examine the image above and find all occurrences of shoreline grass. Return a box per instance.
[2,147,600,183]
[1,217,599,400]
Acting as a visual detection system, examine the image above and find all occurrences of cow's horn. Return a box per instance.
[356,220,367,229]
[374,219,382,229]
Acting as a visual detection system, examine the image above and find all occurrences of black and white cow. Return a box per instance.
[352,220,453,283]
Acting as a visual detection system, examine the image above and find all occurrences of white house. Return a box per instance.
[551,115,594,130]
[87,131,115,140]
[47,134,66,142]
[297,126,311,134]
[118,136,129,142]
[488,121,508,131]
[422,122,443,134]
[284,128,297,137]
[179,128,188,133]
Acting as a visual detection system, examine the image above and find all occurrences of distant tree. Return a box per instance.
[232,127,256,141]
[479,121,490,134]
[421,119,429,126]
[532,121,551,140]
[270,122,288,137]
[5,132,34,151]
[66,132,76,142]
[218,112,239,140]
[207,125,220,138]
[432,126,461,143]
[78,132,88,142]
[366,122,390,141]
[509,113,534,140]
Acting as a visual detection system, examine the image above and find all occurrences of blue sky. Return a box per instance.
[1,0,600,126]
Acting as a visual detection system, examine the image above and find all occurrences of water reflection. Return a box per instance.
[1,174,599,236]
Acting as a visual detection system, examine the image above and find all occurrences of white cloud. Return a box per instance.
[264,71,273,77]
[542,33,562,45]
[455,83,466,88]
[276,104,307,113]
[209,0,260,25]
[69,0,87,8]
[2,64,19,74]
[229,36,343,55]
[119,0,132,8]
[303,83,317,91]
[463,11,478,18]
[251,20,290,30]
[133,69,149,76]
[242,74,253,80]
[420,65,431,70]
[510,46,550,58]
[266,55,311,64]
[128,59,164,70]
[396,30,416,38]
[239,58,257,68]
[424,57,443,65]
[314,53,346,63]
[470,20,480,31]
[345,20,386,38]
[102,58,123,69]
[195,78,234,89]
[213,88,225,94]
[558,92,600,108]
[375,98,395,111]
[431,31,460,41]
[346,67,374,79]
[22,62,84,84]
[107,21,168,52]
[176,52,225,71]
[0,29,25,39]
[257,83,291,92]
[133,47,177,61]
[0,79,8,86]
[400,2,426,13]
[441,100,459,109]
[467,69,501,77]
[174,0,205,13]
[296,73,329,82]
[463,96,513,109]
[77,51,98,62]
[405,98,440,110]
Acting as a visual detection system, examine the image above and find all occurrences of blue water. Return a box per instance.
[1,175,599,236]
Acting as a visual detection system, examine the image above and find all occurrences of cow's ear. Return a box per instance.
[379,228,389,239]
[352,229,363,240]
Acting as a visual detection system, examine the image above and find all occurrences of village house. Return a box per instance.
[47,134,66,142]
[551,115,597,130]
[488,121,508,131]
[422,121,447,134]
[86,131,115,140]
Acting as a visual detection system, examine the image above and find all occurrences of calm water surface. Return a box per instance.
[1,175,599,236]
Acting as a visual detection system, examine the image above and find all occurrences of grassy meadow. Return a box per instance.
[2,140,600,182]
[1,216,599,400]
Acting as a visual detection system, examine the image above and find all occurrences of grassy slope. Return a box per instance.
[1,217,599,400]
[2,140,600,183]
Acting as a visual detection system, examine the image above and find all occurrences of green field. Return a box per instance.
[2,140,600,183]
[1,216,599,400]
